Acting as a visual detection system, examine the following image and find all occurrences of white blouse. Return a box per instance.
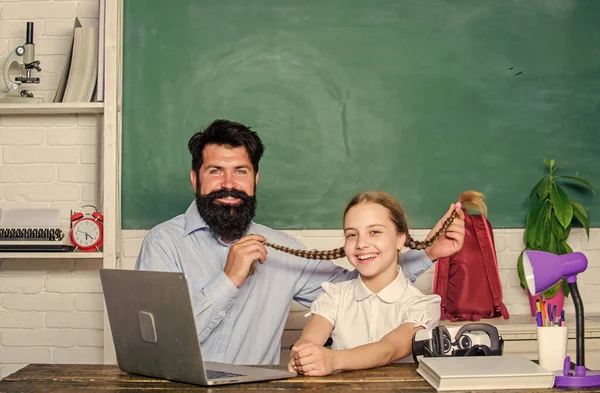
[308,268,441,350]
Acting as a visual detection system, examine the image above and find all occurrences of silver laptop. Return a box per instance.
[100,268,297,386]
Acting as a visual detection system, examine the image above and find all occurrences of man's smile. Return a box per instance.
[215,196,242,205]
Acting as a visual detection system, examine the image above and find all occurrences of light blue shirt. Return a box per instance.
[134,202,433,365]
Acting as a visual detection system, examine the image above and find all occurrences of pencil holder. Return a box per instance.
[536,326,568,371]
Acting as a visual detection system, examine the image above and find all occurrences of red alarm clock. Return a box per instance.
[70,205,103,252]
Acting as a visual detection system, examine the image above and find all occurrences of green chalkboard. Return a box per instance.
[122,0,600,230]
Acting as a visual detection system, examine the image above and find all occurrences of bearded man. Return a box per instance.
[135,119,465,365]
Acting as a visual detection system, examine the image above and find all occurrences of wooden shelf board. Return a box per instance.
[0,102,104,115]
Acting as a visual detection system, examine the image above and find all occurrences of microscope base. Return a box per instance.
[0,93,44,104]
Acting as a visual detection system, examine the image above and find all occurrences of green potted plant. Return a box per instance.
[518,159,595,316]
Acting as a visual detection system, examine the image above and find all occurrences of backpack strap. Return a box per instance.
[472,215,510,319]
[433,254,450,320]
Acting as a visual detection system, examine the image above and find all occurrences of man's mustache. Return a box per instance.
[204,188,253,203]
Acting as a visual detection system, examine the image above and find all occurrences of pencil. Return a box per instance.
[541,299,548,327]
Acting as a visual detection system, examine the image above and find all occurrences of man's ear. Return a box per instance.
[190,170,198,191]
[255,171,259,186]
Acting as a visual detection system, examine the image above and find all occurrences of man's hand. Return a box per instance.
[424,203,465,261]
[288,342,336,376]
[224,234,267,288]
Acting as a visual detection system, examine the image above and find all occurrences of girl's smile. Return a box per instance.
[355,252,379,264]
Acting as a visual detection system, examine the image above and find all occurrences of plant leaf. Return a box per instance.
[562,278,570,298]
[559,242,573,255]
[572,201,591,238]
[528,176,550,200]
[517,251,527,290]
[528,179,542,200]
[551,215,570,242]
[538,209,552,248]
[556,176,596,194]
[525,198,547,248]
[547,233,559,254]
[551,183,573,229]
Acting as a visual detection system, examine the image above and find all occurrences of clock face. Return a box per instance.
[72,219,101,247]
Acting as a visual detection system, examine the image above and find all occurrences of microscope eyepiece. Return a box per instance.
[26,22,34,45]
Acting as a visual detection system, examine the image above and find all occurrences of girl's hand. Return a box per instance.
[424,203,465,261]
[288,342,336,376]
[287,339,313,372]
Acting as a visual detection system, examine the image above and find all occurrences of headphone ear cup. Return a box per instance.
[458,334,472,350]
[442,334,452,354]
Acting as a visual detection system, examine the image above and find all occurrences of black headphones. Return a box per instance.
[412,323,504,361]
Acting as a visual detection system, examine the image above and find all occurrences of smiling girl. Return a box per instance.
[287,191,471,376]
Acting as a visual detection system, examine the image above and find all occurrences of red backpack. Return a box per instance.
[433,210,509,321]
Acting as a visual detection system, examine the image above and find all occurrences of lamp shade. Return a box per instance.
[522,250,588,295]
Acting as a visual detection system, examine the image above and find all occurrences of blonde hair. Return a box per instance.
[457,190,487,216]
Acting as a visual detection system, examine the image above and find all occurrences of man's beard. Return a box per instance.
[195,188,257,242]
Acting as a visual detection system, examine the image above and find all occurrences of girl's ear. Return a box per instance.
[397,234,406,252]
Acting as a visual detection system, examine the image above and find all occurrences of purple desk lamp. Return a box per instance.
[522,250,600,387]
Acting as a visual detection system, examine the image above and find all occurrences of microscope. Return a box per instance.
[0,22,43,103]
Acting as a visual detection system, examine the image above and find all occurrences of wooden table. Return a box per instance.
[1,363,600,393]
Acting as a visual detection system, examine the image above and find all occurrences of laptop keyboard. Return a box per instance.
[206,370,245,379]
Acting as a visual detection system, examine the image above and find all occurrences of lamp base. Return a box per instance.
[554,356,600,387]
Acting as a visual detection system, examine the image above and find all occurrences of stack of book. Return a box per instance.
[416,355,555,391]
[54,18,99,103]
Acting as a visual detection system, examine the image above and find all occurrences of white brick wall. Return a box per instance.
[0,0,101,379]
[0,259,104,378]
[0,114,101,226]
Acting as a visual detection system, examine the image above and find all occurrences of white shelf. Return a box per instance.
[0,102,104,115]
[0,251,103,259]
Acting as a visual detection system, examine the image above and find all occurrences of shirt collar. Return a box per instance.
[183,201,209,237]
[353,267,407,304]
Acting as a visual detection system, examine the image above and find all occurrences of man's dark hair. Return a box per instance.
[188,119,265,173]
